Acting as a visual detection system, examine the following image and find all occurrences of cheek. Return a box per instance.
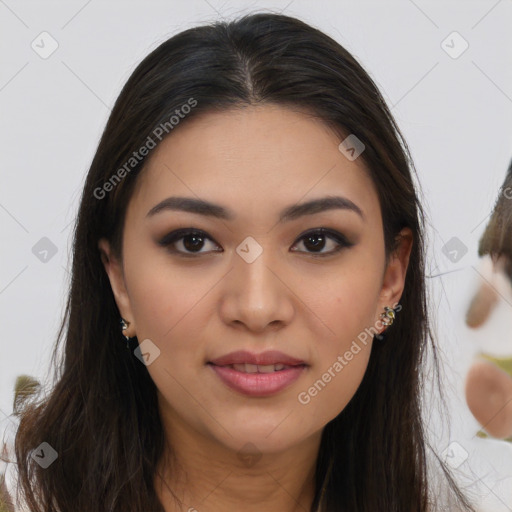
[296,293,375,428]
[293,258,381,421]
[123,252,215,414]
[302,256,382,353]
[123,242,211,342]
[297,346,371,428]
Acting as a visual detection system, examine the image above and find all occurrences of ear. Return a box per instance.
[376,227,413,329]
[98,238,137,338]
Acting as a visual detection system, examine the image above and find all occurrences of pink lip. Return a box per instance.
[209,364,306,397]
[207,350,308,397]
[209,350,306,367]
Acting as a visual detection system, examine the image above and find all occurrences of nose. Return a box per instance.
[218,239,295,333]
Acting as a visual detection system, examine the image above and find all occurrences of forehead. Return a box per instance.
[130,104,381,228]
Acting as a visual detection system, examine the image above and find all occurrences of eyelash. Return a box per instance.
[157,228,354,258]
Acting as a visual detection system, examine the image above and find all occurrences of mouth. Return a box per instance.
[207,351,308,397]
[208,349,307,367]
[211,363,304,373]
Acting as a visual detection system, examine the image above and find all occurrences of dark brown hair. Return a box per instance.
[12,11,477,511]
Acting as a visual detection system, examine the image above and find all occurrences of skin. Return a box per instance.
[99,104,413,512]
[465,359,512,438]
[465,280,498,329]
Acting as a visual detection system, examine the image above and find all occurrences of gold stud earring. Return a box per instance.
[376,305,397,340]
[380,306,396,327]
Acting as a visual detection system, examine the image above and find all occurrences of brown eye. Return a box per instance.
[158,229,221,256]
[291,228,354,257]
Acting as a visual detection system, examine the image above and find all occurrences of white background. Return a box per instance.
[1,1,512,510]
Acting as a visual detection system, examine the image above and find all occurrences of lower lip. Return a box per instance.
[208,364,307,397]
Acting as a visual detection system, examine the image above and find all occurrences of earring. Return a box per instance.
[380,306,396,327]
[376,305,397,340]
[120,317,131,342]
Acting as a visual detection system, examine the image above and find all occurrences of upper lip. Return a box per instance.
[209,350,306,366]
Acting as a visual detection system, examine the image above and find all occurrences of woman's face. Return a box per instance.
[100,104,412,456]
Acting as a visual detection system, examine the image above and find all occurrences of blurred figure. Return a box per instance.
[465,159,512,441]
[0,375,40,512]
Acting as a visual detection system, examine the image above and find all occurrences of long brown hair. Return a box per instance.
[13,12,477,511]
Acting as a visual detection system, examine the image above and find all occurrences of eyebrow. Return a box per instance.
[146,195,365,222]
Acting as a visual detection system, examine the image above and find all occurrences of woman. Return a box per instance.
[7,11,477,511]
